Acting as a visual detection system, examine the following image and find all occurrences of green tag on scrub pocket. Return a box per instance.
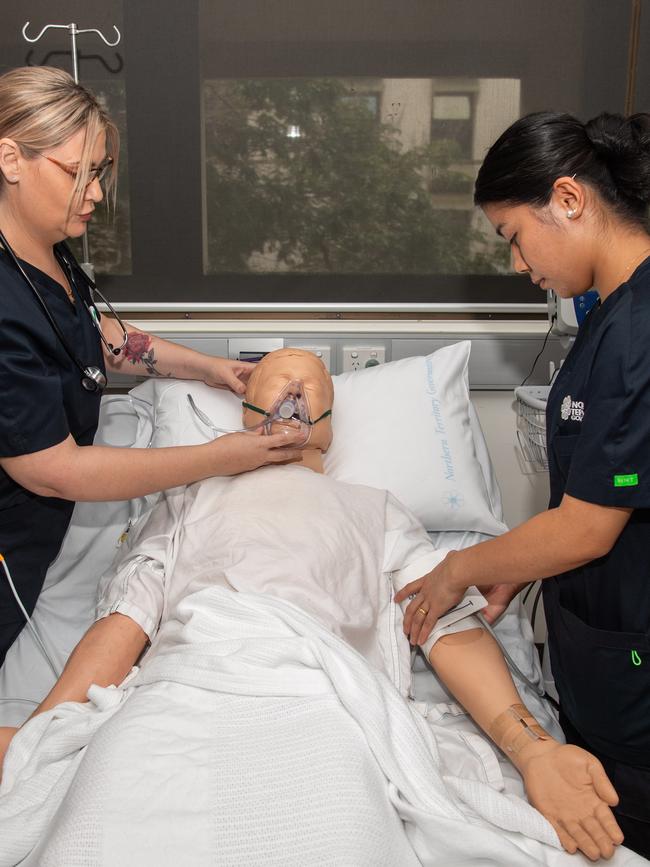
[631,650,642,667]
[613,473,639,487]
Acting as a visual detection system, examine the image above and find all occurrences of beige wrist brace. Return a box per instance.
[488,703,550,755]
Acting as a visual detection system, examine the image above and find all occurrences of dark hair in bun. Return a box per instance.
[474,110,650,228]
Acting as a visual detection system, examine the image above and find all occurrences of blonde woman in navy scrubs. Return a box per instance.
[396,111,650,858]
[0,67,302,667]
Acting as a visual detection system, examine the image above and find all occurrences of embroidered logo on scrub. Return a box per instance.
[614,473,639,487]
[560,395,585,422]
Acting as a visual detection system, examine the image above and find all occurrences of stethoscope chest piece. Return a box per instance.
[82,367,108,392]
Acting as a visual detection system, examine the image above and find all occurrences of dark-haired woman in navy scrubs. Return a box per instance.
[396,110,650,859]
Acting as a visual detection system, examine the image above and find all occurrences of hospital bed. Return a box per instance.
[0,344,644,865]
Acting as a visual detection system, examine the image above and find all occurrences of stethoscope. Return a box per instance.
[0,230,128,393]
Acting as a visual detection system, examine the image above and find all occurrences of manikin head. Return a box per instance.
[243,348,334,473]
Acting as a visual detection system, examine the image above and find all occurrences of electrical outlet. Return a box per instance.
[342,346,386,372]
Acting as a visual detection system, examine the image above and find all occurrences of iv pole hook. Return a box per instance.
[20,20,121,275]
[22,22,121,83]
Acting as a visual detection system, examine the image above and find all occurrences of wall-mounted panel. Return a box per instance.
[106,328,564,390]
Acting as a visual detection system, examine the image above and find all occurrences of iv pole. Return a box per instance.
[22,20,121,278]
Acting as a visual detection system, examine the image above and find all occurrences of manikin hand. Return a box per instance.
[203,357,256,395]
[0,726,18,781]
[519,741,623,861]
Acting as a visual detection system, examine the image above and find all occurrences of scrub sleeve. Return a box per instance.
[0,249,104,666]
[543,259,650,856]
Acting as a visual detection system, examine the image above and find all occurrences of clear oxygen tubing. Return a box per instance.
[0,554,62,680]
[476,611,547,700]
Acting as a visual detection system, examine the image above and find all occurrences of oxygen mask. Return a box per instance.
[187,378,331,446]
[243,379,331,445]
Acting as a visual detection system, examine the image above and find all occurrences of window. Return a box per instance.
[72,78,132,274]
[202,76,517,277]
[1,6,131,275]
[1,0,647,307]
[431,92,474,161]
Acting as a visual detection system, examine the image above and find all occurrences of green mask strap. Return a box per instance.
[243,403,331,425]
[242,401,270,417]
[309,409,332,425]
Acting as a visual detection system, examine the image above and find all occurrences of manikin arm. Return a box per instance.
[30,613,147,717]
[0,491,175,776]
[427,628,623,860]
[0,613,146,780]
[386,494,623,858]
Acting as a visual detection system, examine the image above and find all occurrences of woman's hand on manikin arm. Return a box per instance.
[394,494,632,645]
[100,316,254,395]
[427,628,624,860]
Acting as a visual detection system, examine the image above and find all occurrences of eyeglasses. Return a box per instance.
[44,154,114,186]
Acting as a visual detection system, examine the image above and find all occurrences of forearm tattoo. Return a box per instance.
[123,332,171,377]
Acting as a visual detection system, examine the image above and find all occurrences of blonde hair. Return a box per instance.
[0,66,119,213]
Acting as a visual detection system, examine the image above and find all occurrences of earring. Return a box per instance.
[566,209,576,219]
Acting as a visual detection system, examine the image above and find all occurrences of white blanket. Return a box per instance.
[1,588,645,866]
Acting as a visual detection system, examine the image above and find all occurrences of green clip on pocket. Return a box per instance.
[631,649,642,666]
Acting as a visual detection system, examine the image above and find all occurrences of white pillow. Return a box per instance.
[130,378,244,448]
[128,342,506,535]
[324,342,507,535]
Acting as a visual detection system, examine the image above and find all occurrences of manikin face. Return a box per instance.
[3,126,107,245]
[483,190,595,299]
[243,349,334,453]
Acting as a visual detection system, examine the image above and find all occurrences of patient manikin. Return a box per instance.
[0,350,623,864]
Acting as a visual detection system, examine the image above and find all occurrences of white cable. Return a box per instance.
[477,612,546,699]
[1,555,62,679]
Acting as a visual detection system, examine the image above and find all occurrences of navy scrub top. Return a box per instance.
[0,244,105,662]
[543,256,650,767]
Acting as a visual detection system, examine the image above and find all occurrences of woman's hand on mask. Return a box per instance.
[518,741,623,861]
[210,428,304,475]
